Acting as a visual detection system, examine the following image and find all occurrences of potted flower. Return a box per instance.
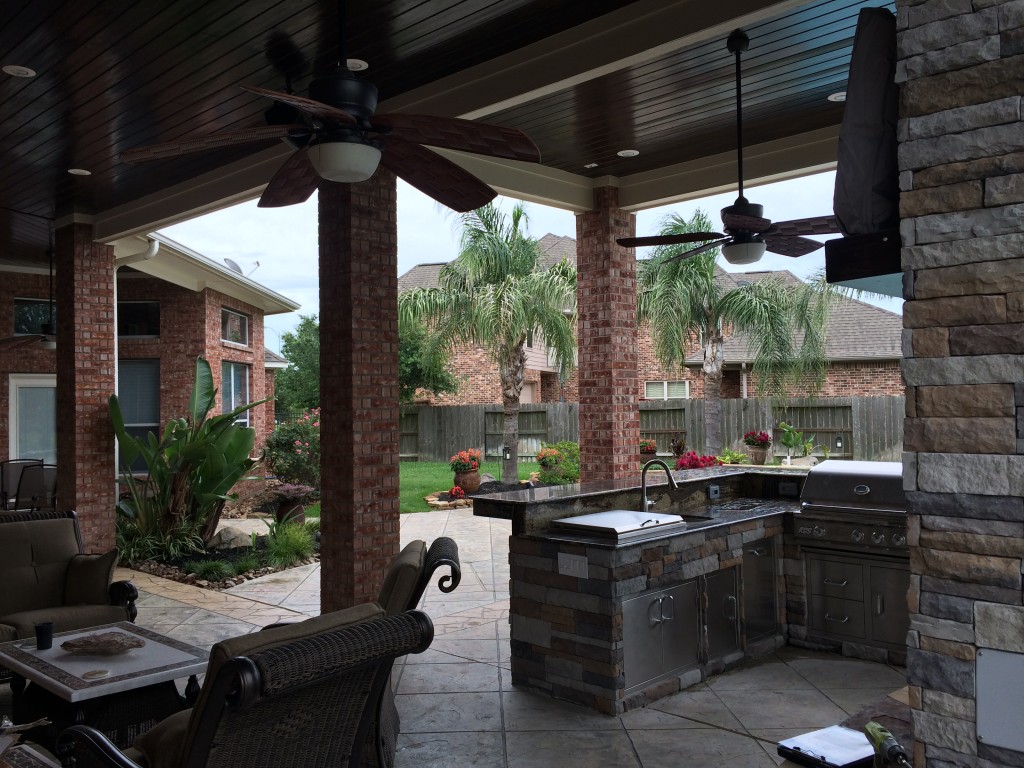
[639,438,658,454]
[742,430,772,465]
[273,483,315,525]
[449,448,483,493]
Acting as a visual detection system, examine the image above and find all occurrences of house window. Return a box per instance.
[9,374,56,463]
[118,301,160,337]
[645,380,689,399]
[221,308,249,345]
[117,360,160,473]
[13,298,53,334]
[222,362,250,425]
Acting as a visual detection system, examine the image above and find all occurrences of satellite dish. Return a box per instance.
[224,258,244,274]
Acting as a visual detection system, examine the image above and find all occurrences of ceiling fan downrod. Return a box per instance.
[727,29,749,204]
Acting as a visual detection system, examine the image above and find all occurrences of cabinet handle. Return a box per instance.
[661,594,675,623]
[825,613,849,624]
[725,595,737,621]
[748,547,768,557]
[823,577,848,587]
[648,597,663,626]
[874,594,884,616]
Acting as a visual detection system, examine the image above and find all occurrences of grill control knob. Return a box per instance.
[892,533,907,546]
[813,526,826,538]
[871,531,886,545]
[851,529,865,542]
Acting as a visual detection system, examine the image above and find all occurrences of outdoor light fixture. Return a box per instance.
[503,446,512,461]
[308,140,381,182]
[721,238,766,265]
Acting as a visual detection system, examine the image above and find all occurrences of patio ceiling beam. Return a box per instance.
[378,0,807,120]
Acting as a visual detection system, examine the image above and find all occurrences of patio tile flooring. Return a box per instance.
[116,509,908,767]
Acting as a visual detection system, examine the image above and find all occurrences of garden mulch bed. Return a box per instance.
[428,477,551,509]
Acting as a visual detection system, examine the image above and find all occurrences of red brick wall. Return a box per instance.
[318,172,400,611]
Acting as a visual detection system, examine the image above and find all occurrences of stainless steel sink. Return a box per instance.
[552,510,686,540]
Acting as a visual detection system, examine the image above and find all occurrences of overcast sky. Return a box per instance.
[159,168,903,352]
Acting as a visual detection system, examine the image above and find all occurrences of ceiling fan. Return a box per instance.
[618,29,840,265]
[120,9,540,213]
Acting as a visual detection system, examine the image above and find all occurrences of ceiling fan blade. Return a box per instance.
[380,138,496,213]
[722,211,772,233]
[121,124,307,164]
[663,238,730,263]
[241,85,357,124]
[618,232,723,248]
[371,114,540,163]
[0,335,46,349]
[257,149,321,208]
[764,235,826,258]
[765,215,840,237]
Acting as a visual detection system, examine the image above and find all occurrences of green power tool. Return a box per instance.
[865,721,912,768]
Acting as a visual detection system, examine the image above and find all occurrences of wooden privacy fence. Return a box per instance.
[400,396,904,463]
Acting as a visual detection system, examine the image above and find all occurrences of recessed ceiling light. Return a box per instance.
[3,65,36,78]
[583,162,598,169]
[617,149,639,158]
[346,59,369,72]
[827,91,847,102]
[68,168,92,176]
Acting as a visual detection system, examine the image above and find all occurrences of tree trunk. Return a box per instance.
[498,345,527,484]
[703,336,725,455]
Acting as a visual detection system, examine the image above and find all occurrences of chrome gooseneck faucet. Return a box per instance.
[641,459,679,512]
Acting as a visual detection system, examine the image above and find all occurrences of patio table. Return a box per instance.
[0,623,207,756]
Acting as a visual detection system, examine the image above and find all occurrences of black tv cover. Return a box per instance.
[833,8,899,236]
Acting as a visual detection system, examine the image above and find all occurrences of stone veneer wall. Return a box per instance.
[897,0,1024,764]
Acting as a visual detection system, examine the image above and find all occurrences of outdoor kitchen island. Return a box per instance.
[473,465,810,714]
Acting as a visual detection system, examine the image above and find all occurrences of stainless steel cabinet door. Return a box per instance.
[868,563,910,646]
[705,568,740,659]
[623,593,666,689]
[661,580,700,673]
[742,539,778,641]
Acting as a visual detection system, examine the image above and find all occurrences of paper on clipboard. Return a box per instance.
[777,724,874,768]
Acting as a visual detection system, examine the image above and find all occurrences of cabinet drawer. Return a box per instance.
[808,557,864,600]
[809,595,866,639]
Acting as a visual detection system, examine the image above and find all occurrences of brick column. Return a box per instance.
[897,1,1024,764]
[54,220,116,551]
[318,170,400,611]
[575,186,639,482]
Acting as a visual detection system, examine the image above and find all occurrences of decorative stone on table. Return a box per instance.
[61,631,146,656]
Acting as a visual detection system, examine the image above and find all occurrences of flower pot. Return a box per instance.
[276,500,305,525]
[453,469,481,493]
[746,446,769,465]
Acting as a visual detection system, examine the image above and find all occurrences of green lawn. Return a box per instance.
[400,460,539,513]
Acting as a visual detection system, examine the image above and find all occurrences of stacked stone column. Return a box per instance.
[318,171,401,611]
[575,186,640,482]
[897,0,1024,764]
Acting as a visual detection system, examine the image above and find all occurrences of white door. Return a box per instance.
[9,374,57,463]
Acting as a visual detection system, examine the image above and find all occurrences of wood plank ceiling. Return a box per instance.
[0,0,889,262]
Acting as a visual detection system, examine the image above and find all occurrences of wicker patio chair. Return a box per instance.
[376,536,462,615]
[57,610,435,768]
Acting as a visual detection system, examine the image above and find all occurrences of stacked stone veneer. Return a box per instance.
[897,0,1024,764]
[509,512,785,714]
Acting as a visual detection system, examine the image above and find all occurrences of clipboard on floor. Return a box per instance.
[777,725,875,768]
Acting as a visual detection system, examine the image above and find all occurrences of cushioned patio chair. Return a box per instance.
[57,608,434,768]
[376,536,461,615]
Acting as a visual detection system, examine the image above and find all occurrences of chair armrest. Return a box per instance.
[109,580,139,622]
[424,537,461,594]
[57,725,145,768]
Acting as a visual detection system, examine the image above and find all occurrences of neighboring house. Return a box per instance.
[400,234,903,406]
[0,232,299,464]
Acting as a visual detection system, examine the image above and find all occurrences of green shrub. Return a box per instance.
[538,441,580,483]
[717,448,749,465]
[115,515,204,566]
[264,408,321,489]
[304,518,321,536]
[232,553,263,575]
[185,559,234,581]
[265,522,315,568]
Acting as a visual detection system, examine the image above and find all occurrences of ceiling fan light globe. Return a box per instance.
[309,141,381,183]
[722,240,766,265]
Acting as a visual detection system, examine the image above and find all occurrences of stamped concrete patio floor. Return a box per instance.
[123,509,908,768]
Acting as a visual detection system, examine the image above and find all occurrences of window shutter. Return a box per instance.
[667,381,688,399]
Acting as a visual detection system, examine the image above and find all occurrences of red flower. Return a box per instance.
[676,451,723,470]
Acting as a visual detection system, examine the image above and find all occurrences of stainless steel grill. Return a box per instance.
[795,460,907,554]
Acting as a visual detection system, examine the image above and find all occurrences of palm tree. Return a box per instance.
[398,202,577,483]
[637,210,841,455]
